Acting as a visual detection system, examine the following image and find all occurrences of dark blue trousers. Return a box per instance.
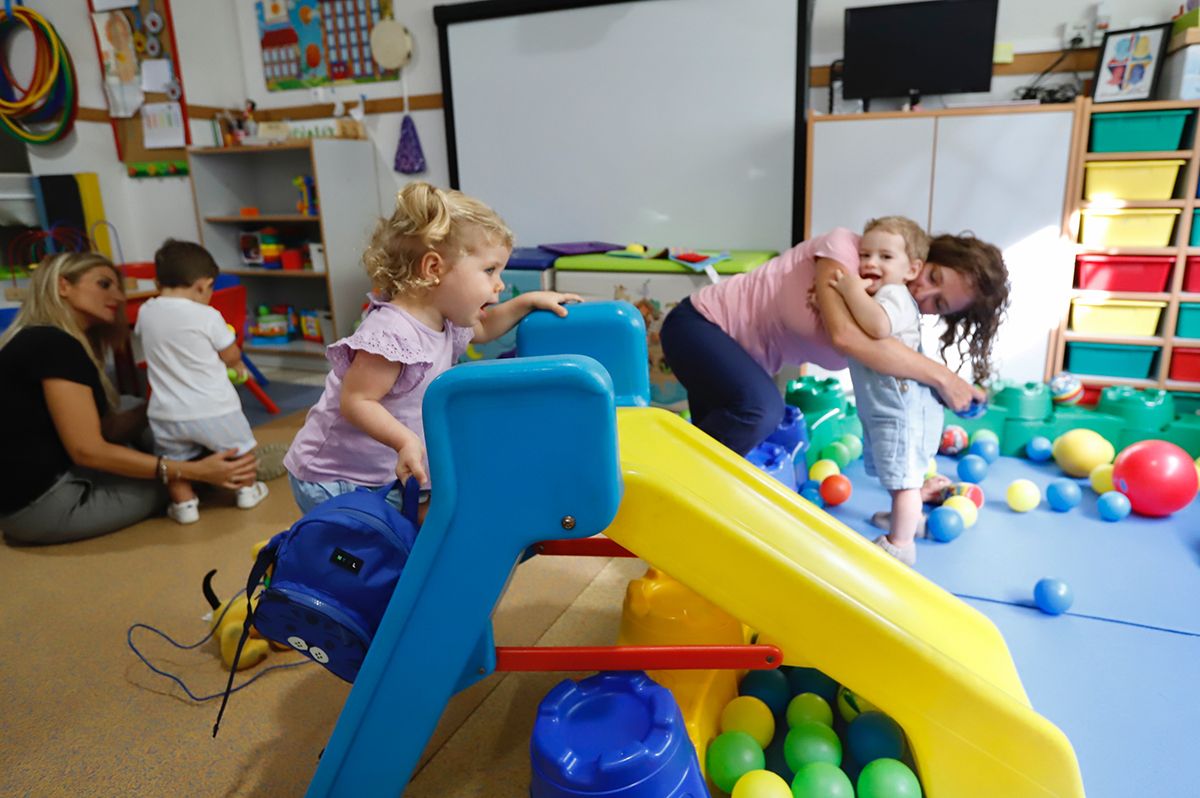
[659,297,784,456]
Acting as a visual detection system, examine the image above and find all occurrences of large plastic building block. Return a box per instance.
[1048,406,1125,446]
[785,377,862,466]
[530,671,707,798]
[993,381,1053,422]
[1162,414,1200,457]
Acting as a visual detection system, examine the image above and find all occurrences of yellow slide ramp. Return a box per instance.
[606,408,1084,798]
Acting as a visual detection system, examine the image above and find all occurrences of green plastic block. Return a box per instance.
[1097,386,1176,430]
[1161,416,1200,459]
[1049,407,1124,449]
[991,380,1052,422]
[1001,418,1056,458]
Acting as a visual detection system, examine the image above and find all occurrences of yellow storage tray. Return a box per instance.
[1079,208,1180,248]
[1083,159,1185,201]
[1070,298,1166,336]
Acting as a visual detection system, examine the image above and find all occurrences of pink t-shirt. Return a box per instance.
[284,296,474,487]
[690,228,862,374]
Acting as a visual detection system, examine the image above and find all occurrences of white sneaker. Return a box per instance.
[168,498,200,525]
[236,481,269,509]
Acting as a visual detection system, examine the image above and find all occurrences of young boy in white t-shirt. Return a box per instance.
[135,240,267,524]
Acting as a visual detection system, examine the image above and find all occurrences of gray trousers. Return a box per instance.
[0,467,167,545]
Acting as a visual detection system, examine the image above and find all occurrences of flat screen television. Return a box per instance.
[843,0,999,103]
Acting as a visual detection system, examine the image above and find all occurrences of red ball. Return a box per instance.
[1111,440,1199,517]
[819,474,852,506]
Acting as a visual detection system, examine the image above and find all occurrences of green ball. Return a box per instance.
[838,434,863,461]
[783,722,842,772]
[819,442,851,469]
[790,761,854,797]
[969,428,999,446]
[856,758,922,798]
[786,693,833,729]
[708,731,767,794]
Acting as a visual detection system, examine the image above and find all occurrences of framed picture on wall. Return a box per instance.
[1091,23,1170,103]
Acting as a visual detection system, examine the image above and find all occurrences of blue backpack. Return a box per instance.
[213,478,420,736]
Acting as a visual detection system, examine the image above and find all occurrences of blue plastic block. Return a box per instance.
[530,672,707,798]
[747,441,797,491]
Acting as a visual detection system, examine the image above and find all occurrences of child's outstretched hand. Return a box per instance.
[395,438,428,486]
[828,270,871,297]
[525,291,583,316]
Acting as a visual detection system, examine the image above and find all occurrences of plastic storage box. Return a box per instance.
[1076,254,1173,292]
[1070,298,1165,336]
[1083,160,1184,200]
[1177,304,1200,339]
[1089,110,1192,153]
[1066,342,1159,378]
[1186,256,1200,293]
[1170,348,1200,382]
[1079,209,1179,248]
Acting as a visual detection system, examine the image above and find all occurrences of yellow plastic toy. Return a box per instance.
[1052,428,1115,477]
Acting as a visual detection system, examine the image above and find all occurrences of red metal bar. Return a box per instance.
[532,538,636,557]
[494,644,783,672]
[245,378,280,414]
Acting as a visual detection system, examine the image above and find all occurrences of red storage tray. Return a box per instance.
[1076,254,1173,292]
[1186,257,1200,294]
[1080,385,1102,406]
[1170,348,1200,382]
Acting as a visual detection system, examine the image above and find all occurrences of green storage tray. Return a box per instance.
[1090,110,1192,153]
[1192,210,1200,247]
[553,249,775,274]
[1065,342,1158,379]
[1178,303,1200,338]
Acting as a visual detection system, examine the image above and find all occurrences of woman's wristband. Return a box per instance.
[156,456,183,484]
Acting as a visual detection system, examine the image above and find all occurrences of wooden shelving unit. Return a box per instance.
[187,139,381,368]
[1049,98,1200,396]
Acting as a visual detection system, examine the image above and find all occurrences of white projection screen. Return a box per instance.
[435,0,803,251]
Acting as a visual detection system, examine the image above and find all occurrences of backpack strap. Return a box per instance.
[372,477,421,528]
[212,536,279,738]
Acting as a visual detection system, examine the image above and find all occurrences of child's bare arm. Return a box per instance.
[473,291,582,343]
[828,271,892,339]
[340,352,427,484]
[217,343,248,380]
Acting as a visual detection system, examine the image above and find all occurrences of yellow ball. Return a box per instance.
[1052,429,1115,478]
[731,769,792,798]
[720,696,775,749]
[628,243,646,253]
[925,458,938,480]
[1006,479,1041,512]
[1089,463,1115,494]
[943,495,978,528]
[809,459,840,483]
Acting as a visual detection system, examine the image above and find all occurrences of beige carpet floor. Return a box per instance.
[0,409,641,797]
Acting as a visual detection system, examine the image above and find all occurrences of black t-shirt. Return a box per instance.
[0,326,109,514]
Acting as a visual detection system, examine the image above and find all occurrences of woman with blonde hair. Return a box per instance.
[0,252,257,544]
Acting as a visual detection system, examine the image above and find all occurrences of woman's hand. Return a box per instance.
[935,372,986,412]
[395,438,428,486]
[192,449,258,489]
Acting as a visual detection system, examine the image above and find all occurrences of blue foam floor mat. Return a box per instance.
[824,454,1200,798]
[237,380,323,428]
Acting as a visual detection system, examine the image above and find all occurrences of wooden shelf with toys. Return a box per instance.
[1050,98,1200,398]
[187,138,380,369]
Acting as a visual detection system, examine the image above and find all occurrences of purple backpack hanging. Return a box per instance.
[395,114,426,174]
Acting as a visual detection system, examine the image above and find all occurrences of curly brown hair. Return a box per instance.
[363,182,513,299]
[929,233,1009,384]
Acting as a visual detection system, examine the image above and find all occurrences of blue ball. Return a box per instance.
[800,485,825,507]
[846,711,906,765]
[784,667,839,704]
[1026,436,1053,462]
[968,437,1000,464]
[739,668,791,716]
[1045,479,1082,512]
[1034,578,1074,615]
[800,479,821,493]
[926,506,964,542]
[957,454,989,483]
[1097,491,1132,522]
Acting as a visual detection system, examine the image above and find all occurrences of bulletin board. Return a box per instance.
[86,0,191,176]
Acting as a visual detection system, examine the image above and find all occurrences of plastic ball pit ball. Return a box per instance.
[836,686,878,723]
[1111,440,1200,517]
[1049,371,1083,405]
[731,769,792,798]
[846,711,907,765]
[790,762,855,798]
[739,669,791,716]
[968,437,999,464]
[820,442,852,469]
[787,692,834,729]
[940,481,984,509]
[800,485,825,508]
[942,495,978,528]
[939,425,968,456]
[957,454,988,483]
[1006,479,1041,512]
[970,428,999,445]
[707,731,767,794]
[856,758,923,798]
[721,696,776,748]
[1026,436,1053,462]
[1052,429,1114,478]
[1089,463,1114,494]
[1045,479,1082,512]
[809,459,840,484]
[839,434,863,461]
[783,722,843,771]
[819,474,853,507]
[926,506,964,542]
[1033,578,1073,615]
[785,667,839,705]
[1097,491,1132,522]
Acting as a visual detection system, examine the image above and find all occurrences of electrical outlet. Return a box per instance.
[1063,22,1089,49]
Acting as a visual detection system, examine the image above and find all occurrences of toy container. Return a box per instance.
[1066,342,1159,379]
[1076,254,1173,292]
[1177,304,1200,339]
[1079,209,1179,248]
[530,671,707,798]
[1069,298,1165,337]
[1191,211,1200,247]
[1185,256,1200,293]
[1170,348,1200,382]
[1089,110,1192,152]
[1083,159,1185,201]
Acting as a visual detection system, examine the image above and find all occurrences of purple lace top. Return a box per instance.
[284,296,474,487]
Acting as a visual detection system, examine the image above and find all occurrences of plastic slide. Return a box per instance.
[605,407,1085,798]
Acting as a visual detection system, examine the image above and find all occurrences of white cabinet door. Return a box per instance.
[929,111,1074,384]
[809,117,936,238]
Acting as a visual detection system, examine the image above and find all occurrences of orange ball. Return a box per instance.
[819,474,852,506]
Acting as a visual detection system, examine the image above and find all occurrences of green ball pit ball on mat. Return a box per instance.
[820,442,851,469]
[708,731,766,794]
[856,758,922,798]
[839,434,863,461]
[790,761,855,797]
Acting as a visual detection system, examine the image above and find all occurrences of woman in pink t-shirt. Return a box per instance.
[659,227,1008,456]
